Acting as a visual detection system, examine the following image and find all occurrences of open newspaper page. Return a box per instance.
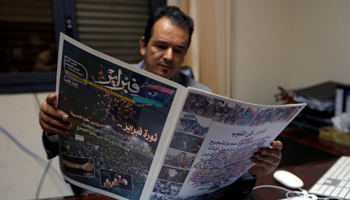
[55,33,187,200]
[147,88,306,199]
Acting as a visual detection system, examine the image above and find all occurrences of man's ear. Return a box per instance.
[139,36,146,56]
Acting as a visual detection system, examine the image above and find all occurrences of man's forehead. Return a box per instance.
[151,17,190,46]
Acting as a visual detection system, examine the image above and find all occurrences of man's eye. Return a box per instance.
[156,45,167,50]
[174,49,185,54]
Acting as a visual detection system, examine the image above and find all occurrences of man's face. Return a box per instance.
[140,17,189,79]
[213,112,223,122]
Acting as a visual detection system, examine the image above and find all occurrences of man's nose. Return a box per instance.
[163,48,173,61]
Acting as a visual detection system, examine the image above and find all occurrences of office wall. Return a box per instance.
[0,93,73,200]
[233,0,294,104]
[233,0,350,104]
[170,0,350,104]
[292,0,350,88]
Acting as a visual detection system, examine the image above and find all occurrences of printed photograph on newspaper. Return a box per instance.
[56,36,178,200]
[148,89,306,199]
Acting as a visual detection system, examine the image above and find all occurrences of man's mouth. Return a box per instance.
[158,60,173,70]
[160,64,172,69]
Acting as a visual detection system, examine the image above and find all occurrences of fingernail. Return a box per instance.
[62,114,69,121]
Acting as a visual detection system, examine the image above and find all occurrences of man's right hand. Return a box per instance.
[39,93,71,135]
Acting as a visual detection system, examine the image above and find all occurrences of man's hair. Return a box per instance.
[144,6,194,48]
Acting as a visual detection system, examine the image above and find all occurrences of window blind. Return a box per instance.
[75,0,149,64]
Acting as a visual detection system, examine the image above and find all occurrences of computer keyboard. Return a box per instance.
[309,156,350,199]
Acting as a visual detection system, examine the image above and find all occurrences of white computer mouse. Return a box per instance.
[273,170,304,189]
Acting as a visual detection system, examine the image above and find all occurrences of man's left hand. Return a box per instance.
[248,140,283,176]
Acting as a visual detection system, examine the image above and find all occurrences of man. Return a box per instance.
[39,5,282,199]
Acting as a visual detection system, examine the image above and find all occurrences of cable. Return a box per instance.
[34,92,41,109]
[0,125,73,196]
[36,159,52,199]
[254,185,345,200]
[253,185,309,199]
[34,92,50,199]
[253,185,296,193]
[34,92,73,198]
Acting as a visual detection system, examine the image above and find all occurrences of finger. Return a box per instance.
[45,93,57,106]
[39,120,70,135]
[270,140,283,150]
[40,101,69,122]
[251,154,280,170]
[39,109,71,133]
[40,107,71,128]
[259,147,282,160]
[250,157,278,175]
[253,153,281,166]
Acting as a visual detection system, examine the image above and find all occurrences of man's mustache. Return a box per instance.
[158,59,174,69]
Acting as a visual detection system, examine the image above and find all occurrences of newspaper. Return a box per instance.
[56,33,306,200]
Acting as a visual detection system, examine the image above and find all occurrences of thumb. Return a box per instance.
[270,140,283,150]
[46,93,57,106]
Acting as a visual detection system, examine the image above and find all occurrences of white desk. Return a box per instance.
[0,92,73,200]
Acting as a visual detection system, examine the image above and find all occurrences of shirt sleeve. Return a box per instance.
[218,172,257,199]
[42,131,59,159]
[240,171,256,181]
